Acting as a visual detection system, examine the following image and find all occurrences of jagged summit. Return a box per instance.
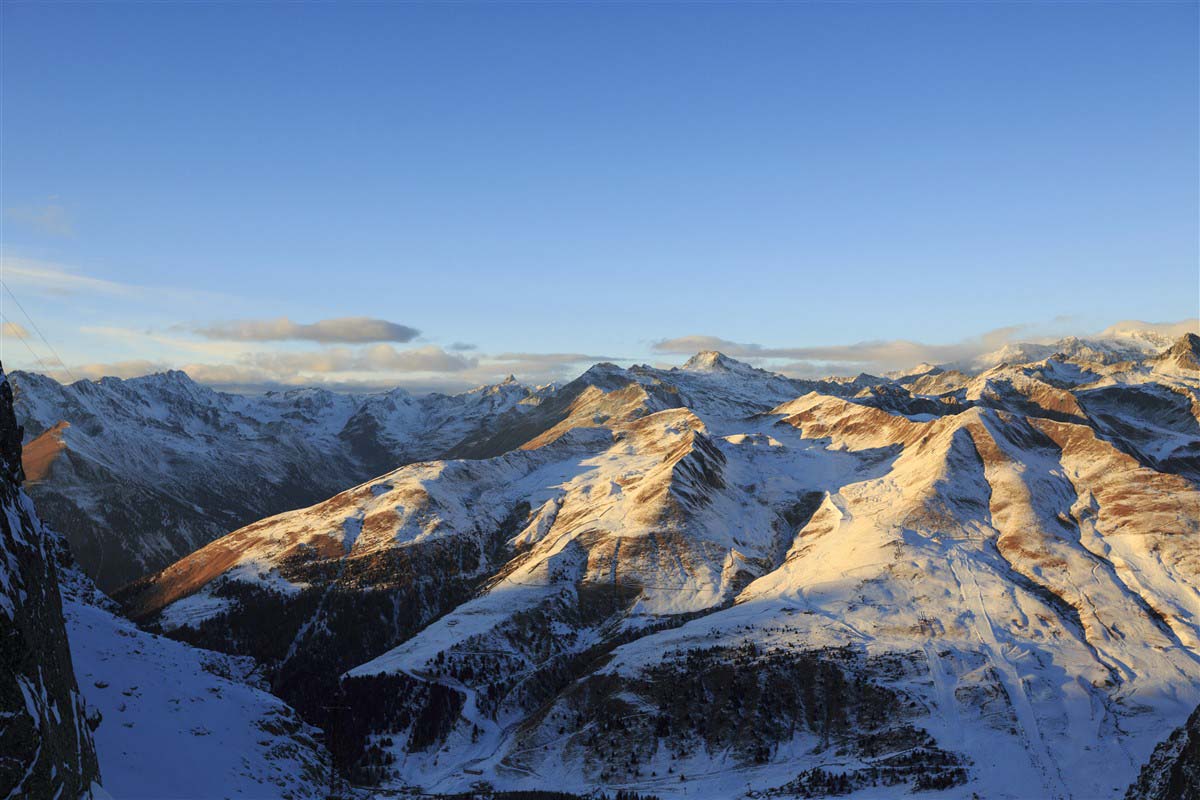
[1176,331,1200,357]
[888,361,941,379]
[121,369,208,391]
[1153,332,1200,373]
[969,324,1193,372]
[573,360,630,390]
[457,374,528,399]
[681,350,756,373]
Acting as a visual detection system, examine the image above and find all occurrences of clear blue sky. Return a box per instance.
[1,2,1196,391]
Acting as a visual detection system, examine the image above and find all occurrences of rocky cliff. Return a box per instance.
[0,368,100,798]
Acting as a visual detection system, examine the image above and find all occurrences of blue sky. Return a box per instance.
[1,2,1196,391]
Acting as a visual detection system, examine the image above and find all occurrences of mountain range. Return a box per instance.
[13,324,1192,594]
[4,324,1199,799]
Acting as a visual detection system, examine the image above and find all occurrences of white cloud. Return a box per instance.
[196,317,421,344]
[81,326,250,359]
[487,352,616,374]
[41,359,170,382]
[651,319,1197,377]
[651,327,1028,370]
[1100,318,1199,339]
[242,344,475,375]
[1,322,30,339]
[1,256,137,296]
[0,257,232,309]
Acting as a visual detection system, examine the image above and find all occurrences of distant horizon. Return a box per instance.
[4,314,1196,396]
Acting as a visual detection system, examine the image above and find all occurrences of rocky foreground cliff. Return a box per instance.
[0,368,100,798]
[1126,702,1200,800]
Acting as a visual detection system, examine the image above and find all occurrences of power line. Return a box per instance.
[1,280,76,382]
[0,280,76,382]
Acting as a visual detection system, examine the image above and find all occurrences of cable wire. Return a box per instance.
[0,280,76,382]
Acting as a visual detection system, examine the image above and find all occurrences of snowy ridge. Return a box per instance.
[969,325,1193,371]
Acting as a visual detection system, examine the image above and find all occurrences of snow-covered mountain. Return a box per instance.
[10,369,540,589]
[116,335,1200,799]
[969,323,1196,372]
[24,326,1194,596]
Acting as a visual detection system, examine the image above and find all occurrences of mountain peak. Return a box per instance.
[1153,332,1200,371]
[1171,331,1200,356]
[682,351,752,373]
[126,369,199,389]
[576,361,628,386]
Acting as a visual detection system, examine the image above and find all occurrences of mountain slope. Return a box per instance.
[60,565,329,800]
[339,399,1197,798]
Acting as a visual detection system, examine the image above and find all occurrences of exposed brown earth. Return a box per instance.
[21,420,69,483]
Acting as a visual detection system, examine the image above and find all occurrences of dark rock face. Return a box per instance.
[532,643,968,790]
[0,370,100,798]
[1127,703,1200,800]
[851,383,964,418]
